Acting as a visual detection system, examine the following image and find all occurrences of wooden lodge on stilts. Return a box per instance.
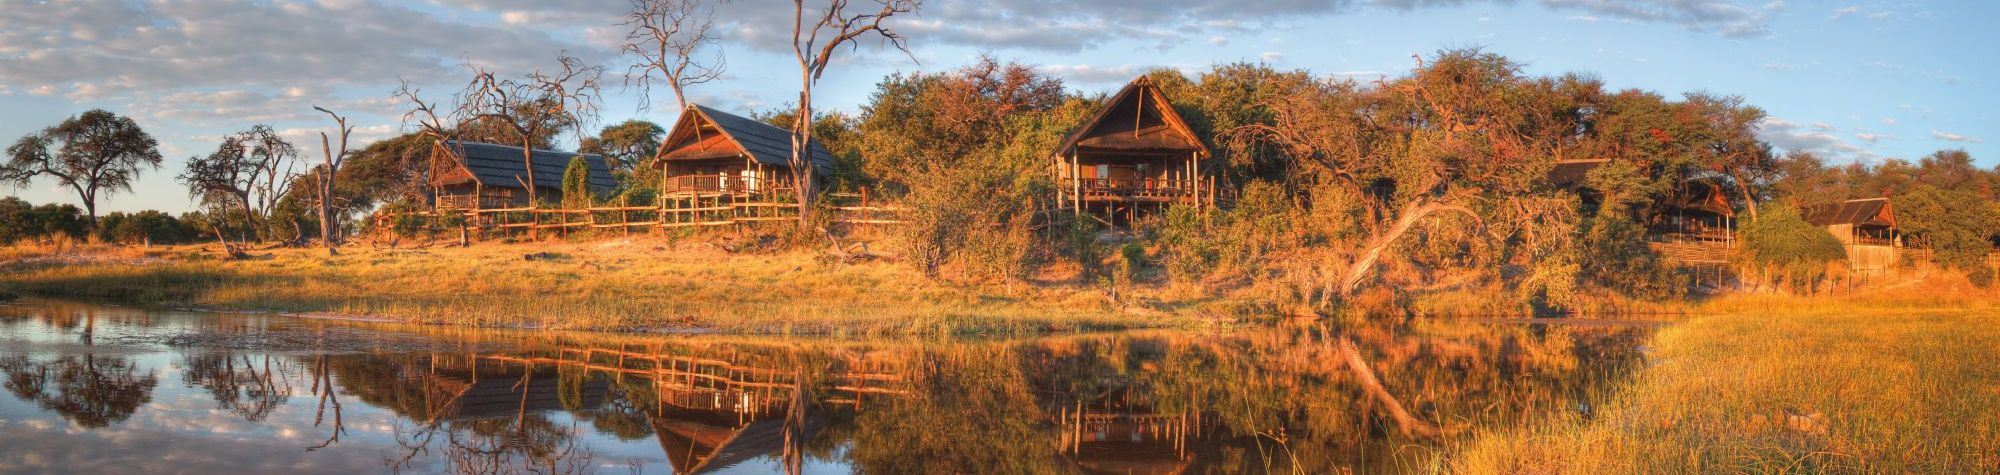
[653,104,834,226]
[428,140,615,211]
[1053,76,1213,226]
[1548,159,1737,285]
[1802,197,1899,276]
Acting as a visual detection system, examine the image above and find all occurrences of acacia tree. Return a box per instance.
[313,106,354,256]
[177,125,300,241]
[459,54,605,206]
[787,0,922,224]
[2,109,163,227]
[1230,50,1581,307]
[1686,92,1773,221]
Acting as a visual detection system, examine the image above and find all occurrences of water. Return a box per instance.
[0,299,1654,474]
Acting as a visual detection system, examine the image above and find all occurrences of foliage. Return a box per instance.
[93,210,198,245]
[2,109,163,225]
[1894,184,2000,284]
[561,156,594,209]
[1734,204,1846,293]
[177,124,300,241]
[0,197,87,245]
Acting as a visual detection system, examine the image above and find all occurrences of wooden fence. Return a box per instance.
[376,190,905,239]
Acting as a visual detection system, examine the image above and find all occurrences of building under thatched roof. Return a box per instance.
[1052,76,1212,224]
[653,104,834,196]
[429,140,613,209]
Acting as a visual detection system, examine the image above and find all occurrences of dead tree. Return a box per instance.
[787,0,922,225]
[313,106,354,256]
[459,54,605,208]
[622,0,723,112]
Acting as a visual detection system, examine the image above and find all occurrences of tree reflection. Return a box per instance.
[0,353,159,428]
[180,352,297,422]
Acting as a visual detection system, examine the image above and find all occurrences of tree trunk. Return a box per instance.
[1337,201,1482,298]
[1337,336,1439,438]
[1731,173,1759,222]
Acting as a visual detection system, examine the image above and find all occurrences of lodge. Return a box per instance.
[654,104,833,199]
[1052,76,1214,224]
[1802,197,1899,275]
[428,140,615,210]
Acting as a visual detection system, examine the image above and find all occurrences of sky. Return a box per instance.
[0,0,1993,214]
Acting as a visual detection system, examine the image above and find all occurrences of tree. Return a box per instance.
[459,54,605,207]
[581,119,664,173]
[1735,203,1847,293]
[2,109,163,227]
[177,125,300,241]
[561,156,594,210]
[787,0,923,224]
[621,0,723,114]
[313,106,354,256]
[1685,92,1774,221]
[1894,184,2000,285]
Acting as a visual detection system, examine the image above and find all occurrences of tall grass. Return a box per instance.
[1449,311,2000,473]
[0,241,1230,335]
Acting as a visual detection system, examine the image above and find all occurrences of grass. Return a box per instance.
[1448,310,2000,473]
[0,241,1237,335]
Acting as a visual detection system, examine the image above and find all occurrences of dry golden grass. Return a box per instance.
[1448,310,2000,473]
[0,241,1234,335]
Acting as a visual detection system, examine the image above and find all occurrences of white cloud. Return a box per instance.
[1932,130,1982,143]
[1259,51,1284,62]
[1854,132,1887,143]
[1830,5,1861,19]
[1208,36,1228,46]
[1758,117,1879,162]
[1040,64,1157,85]
[1880,117,1898,125]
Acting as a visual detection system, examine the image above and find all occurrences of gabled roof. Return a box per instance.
[1802,197,1895,227]
[658,104,834,171]
[1055,76,1210,156]
[435,140,615,191]
[1660,180,1734,217]
[1548,159,1609,190]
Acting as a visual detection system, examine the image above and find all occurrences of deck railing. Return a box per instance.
[436,194,514,210]
[662,174,796,195]
[1071,178,1198,200]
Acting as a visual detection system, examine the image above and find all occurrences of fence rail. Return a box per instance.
[388,188,903,240]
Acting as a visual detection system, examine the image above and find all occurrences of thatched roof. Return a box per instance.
[1547,159,1608,189]
[658,104,834,171]
[1055,76,1209,156]
[1802,197,1895,227]
[435,140,614,191]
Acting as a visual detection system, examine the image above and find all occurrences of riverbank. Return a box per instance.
[0,242,1243,335]
[1451,310,2000,472]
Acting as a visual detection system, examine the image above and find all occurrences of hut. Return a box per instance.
[1802,197,1898,275]
[1649,180,1736,243]
[428,140,614,210]
[653,104,834,199]
[1052,76,1212,224]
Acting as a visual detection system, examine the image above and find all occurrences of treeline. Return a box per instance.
[0,197,198,246]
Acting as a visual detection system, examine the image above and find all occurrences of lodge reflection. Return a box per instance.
[0,300,1649,474]
[311,321,1646,473]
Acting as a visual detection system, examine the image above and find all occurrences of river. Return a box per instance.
[0,298,1655,474]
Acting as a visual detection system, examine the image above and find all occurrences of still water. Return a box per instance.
[0,299,1653,474]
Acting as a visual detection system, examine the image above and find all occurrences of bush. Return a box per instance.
[1735,204,1847,293]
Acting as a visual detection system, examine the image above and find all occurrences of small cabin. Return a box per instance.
[1052,76,1212,224]
[654,104,834,198]
[1802,197,1898,275]
[428,140,613,210]
[1650,180,1736,243]
[1802,197,1897,245]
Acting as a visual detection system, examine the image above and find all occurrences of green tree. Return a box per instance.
[2,109,163,227]
[1894,184,2000,284]
[561,156,594,209]
[1734,204,1846,293]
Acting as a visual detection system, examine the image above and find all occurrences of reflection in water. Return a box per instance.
[0,299,1651,474]
[1,353,158,429]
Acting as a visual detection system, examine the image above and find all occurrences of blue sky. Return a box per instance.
[1,0,1992,214]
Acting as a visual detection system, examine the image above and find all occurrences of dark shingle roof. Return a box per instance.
[687,105,835,170]
[444,140,615,192]
[1802,198,1895,227]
